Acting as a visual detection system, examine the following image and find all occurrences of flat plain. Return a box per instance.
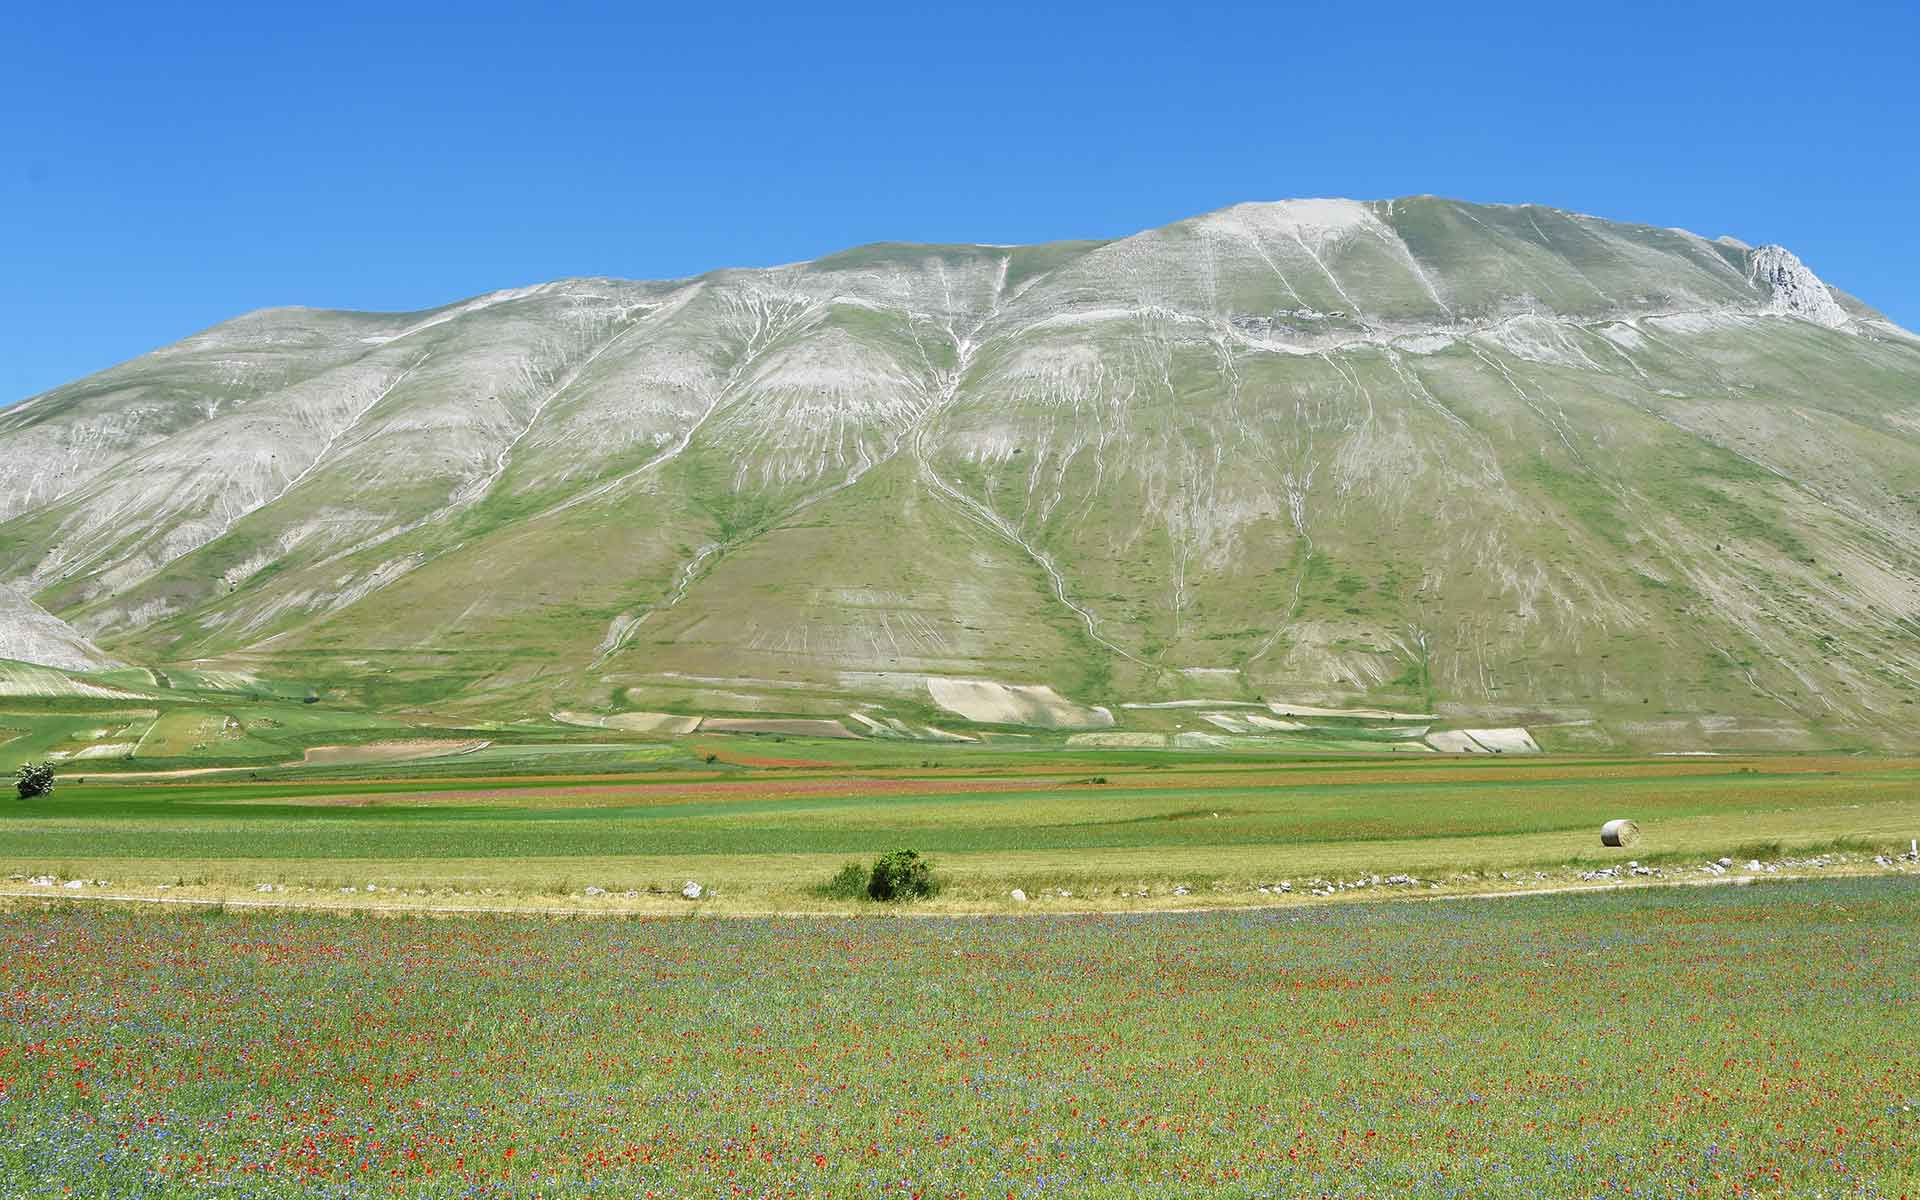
[4,877,1917,1196]
[8,720,1920,1199]
[4,740,1920,910]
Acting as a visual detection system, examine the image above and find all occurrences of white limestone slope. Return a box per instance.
[0,583,121,671]
[0,196,1914,747]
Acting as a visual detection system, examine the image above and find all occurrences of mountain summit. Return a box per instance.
[3,197,1917,749]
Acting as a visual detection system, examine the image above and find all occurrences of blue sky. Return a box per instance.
[3,0,1915,403]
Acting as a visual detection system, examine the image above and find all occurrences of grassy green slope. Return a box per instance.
[0,198,1914,748]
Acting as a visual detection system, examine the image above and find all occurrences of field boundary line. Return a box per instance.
[2,867,1912,921]
[128,714,164,757]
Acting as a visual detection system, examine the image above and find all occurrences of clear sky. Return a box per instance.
[3,0,1915,403]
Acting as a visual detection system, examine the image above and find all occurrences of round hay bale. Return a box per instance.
[1600,819,1641,848]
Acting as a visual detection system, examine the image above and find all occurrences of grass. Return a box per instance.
[0,709,154,763]
[0,688,595,777]
[0,660,143,699]
[3,876,1917,1195]
[3,745,1917,909]
[133,709,283,758]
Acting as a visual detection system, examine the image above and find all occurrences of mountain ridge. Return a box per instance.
[3,195,1917,751]
[39,195,1903,365]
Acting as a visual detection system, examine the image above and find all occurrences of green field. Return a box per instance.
[7,703,1920,1197]
[0,687,424,772]
[4,877,1917,1196]
[4,739,1918,911]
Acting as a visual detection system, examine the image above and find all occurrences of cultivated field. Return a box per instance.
[2,744,1917,911]
[6,722,1920,1198]
[3,877,1916,1196]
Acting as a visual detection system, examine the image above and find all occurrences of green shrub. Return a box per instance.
[819,861,868,900]
[14,762,54,800]
[867,849,938,902]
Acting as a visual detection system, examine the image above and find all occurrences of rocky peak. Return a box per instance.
[1748,245,1849,328]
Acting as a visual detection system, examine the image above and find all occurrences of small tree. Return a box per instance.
[867,849,937,902]
[15,762,55,800]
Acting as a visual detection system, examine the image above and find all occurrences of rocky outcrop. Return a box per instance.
[1748,244,1850,328]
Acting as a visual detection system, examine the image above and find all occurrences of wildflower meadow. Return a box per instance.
[3,877,1916,1197]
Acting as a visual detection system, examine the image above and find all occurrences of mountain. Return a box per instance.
[3,196,1918,750]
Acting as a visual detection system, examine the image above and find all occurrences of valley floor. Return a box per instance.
[4,746,1918,913]
[4,877,1917,1196]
